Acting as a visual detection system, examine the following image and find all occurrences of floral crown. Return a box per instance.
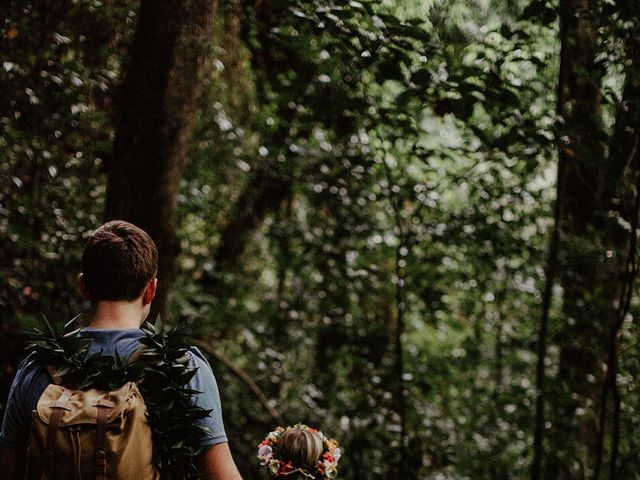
[257,424,341,479]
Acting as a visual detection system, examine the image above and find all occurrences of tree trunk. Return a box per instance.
[104,0,217,320]
[200,165,292,293]
[593,38,640,478]
[531,136,563,480]
[545,1,638,477]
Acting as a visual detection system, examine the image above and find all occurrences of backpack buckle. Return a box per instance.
[49,400,72,410]
[96,448,107,465]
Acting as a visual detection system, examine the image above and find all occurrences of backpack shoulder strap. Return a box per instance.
[44,387,73,473]
[95,393,115,480]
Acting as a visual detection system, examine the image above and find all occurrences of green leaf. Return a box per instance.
[64,314,82,331]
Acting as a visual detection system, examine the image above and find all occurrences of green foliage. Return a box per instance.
[0,0,136,321]
[3,0,640,478]
[138,321,213,478]
[176,0,560,477]
[27,317,210,479]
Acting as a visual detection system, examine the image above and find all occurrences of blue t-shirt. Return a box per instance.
[0,328,228,449]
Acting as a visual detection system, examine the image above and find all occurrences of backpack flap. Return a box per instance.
[35,382,140,427]
[28,381,158,480]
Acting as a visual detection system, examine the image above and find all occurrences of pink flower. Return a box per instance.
[332,448,341,462]
[257,445,273,465]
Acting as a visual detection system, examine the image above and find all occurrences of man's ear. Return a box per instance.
[77,273,91,300]
[143,278,157,306]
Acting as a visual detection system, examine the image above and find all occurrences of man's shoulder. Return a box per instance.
[14,352,48,381]
[185,346,217,380]
[186,346,209,366]
[182,346,220,391]
[7,352,51,411]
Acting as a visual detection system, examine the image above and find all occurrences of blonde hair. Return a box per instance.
[276,426,324,469]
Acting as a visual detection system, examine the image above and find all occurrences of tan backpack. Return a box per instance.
[26,381,159,480]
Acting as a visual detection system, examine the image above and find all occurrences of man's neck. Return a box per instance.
[88,300,144,330]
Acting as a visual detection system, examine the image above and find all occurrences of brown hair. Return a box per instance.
[81,220,158,301]
[276,426,324,470]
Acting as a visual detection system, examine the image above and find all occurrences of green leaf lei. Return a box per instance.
[27,316,211,480]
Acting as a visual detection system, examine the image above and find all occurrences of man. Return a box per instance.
[0,220,243,479]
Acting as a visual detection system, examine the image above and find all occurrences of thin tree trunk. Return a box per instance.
[380,156,426,480]
[546,1,639,477]
[609,380,621,480]
[545,0,606,477]
[104,0,217,320]
[531,13,571,471]
[531,117,564,480]
[394,240,407,479]
[594,165,640,478]
[594,29,640,480]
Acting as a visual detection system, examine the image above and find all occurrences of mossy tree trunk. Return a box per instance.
[544,1,640,478]
[104,0,217,320]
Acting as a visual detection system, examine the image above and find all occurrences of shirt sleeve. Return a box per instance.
[0,354,49,448]
[186,347,228,447]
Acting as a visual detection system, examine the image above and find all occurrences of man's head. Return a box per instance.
[80,220,158,303]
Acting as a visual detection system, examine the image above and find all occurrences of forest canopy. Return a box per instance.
[1,0,639,478]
